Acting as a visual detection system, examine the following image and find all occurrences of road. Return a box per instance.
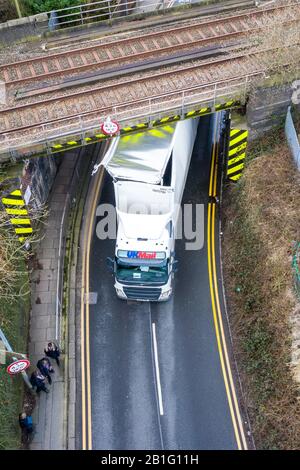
[78,113,247,450]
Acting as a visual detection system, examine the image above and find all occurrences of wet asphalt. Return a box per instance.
[87,114,237,450]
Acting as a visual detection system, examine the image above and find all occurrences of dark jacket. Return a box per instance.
[19,415,33,433]
[37,358,53,376]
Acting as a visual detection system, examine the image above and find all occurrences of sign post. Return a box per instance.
[7,359,30,375]
[100,116,120,136]
[0,328,32,389]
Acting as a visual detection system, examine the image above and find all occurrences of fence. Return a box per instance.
[286,109,300,299]
[285,106,300,171]
[0,72,264,159]
[292,242,300,300]
[55,147,86,345]
[37,0,183,31]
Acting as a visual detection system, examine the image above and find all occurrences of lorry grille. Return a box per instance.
[123,287,162,301]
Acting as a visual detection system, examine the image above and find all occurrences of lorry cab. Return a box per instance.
[107,218,178,301]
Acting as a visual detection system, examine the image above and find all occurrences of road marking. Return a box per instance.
[2,189,34,242]
[227,162,244,175]
[211,202,248,450]
[86,166,105,450]
[81,153,105,450]
[152,322,164,416]
[226,129,248,181]
[207,203,241,450]
[228,152,246,166]
[80,202,88,451]
[207,113,247,450]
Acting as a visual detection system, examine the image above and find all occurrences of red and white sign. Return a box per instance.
[7,359,30,375]
[101,117,120,136]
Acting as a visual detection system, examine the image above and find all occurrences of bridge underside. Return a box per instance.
[1,99,242,163]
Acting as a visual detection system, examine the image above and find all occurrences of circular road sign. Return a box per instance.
[7,359,30,375]
[101,117,120,136]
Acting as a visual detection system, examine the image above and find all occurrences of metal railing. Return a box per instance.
[285,106,300,171]
[55,150,84,346]
[292,242,300,299]
[46,0,166,30]
[0,72,264,157]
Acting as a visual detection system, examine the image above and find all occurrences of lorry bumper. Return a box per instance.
[114,282,172,302]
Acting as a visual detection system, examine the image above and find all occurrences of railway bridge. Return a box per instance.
[0,0,299,451]
[0,0,299,163]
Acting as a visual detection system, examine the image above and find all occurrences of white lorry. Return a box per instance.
[103,117,199,301]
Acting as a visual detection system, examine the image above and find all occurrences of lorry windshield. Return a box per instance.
[116,260,169,284]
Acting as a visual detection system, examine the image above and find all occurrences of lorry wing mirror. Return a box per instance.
[106,257,115,273]
[172,260,179,273]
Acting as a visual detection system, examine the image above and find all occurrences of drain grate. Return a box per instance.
[84,292,98,305]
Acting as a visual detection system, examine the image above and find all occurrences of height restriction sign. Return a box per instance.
[7,359,30,375]
[101,116,120,136]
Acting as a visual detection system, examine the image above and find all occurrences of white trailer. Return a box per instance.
[103,117,199,301]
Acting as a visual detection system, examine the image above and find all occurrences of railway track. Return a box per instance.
[0,46,293,137]
[0,2,298,90]
[0,1,299,151]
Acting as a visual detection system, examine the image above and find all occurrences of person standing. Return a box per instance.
[19,412,33,443]
[30,369,49,394]
[44,342,60,366]
[37,357,54,385]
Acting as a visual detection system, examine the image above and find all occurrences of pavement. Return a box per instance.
[28,150,79,450]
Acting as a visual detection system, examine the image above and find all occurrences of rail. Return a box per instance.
[0,72,264,156]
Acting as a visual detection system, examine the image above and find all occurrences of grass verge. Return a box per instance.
[222,126,300,449]
[0,255,30,450]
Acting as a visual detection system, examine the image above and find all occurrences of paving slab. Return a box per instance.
[38,259,52,270]
[40,248,58,259]
[50,381,64,449]
[45,325,56,338]
[55,184,68,194]
[38,269,57,281]
[30,328,47,342]
[31,306,49,317]
[36,314,52,328]
[32,280,50,293]
[68,437,76,450]
[33,291,52,304]
[34,341,48,355]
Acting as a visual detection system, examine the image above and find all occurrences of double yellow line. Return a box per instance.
[81,164,105,450]
[207,114,248,450]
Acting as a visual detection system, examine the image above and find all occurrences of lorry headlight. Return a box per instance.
[160,289,172,300]
[116,288,125,298]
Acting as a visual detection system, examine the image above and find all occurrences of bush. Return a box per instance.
[24,0,81,15]
[222,127,300,449]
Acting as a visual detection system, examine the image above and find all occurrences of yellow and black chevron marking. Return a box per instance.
[226,128,248,181]
[120,123,149,135]
[215,100,239,112]
[1,189,33,243]
[152,114,181,127]
[185,107,211,119]
[49,101,241,154]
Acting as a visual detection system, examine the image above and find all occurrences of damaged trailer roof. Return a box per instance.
[101,124,177,185]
